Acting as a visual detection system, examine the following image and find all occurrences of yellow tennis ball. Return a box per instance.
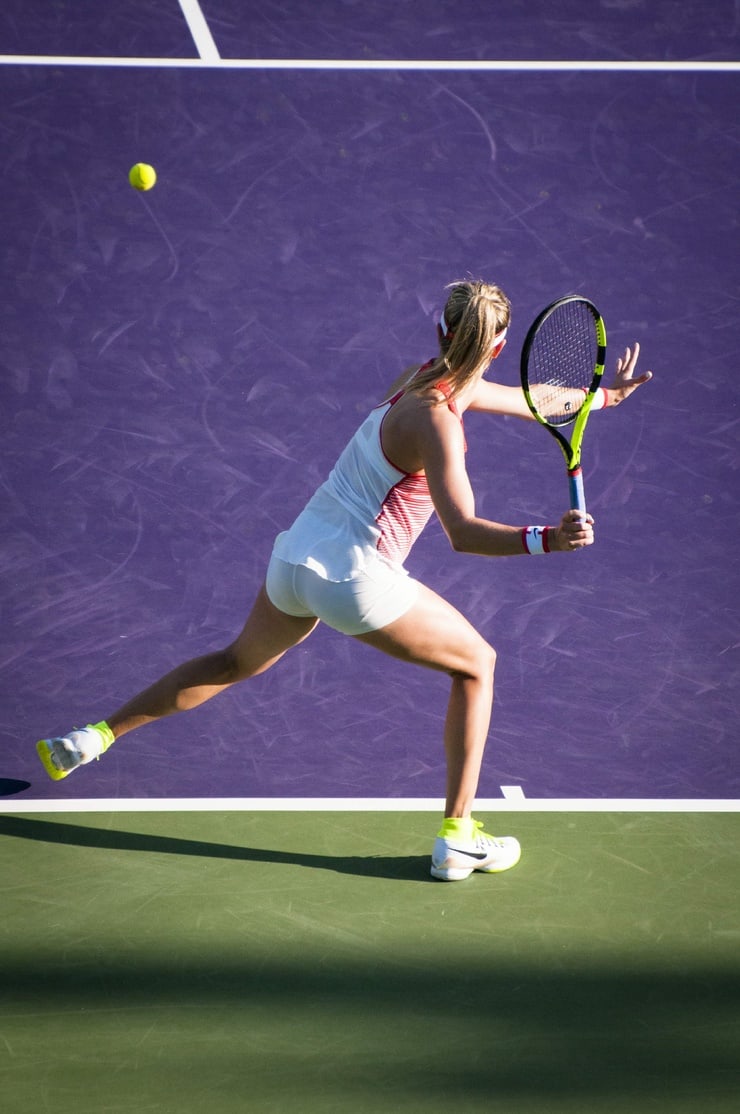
[129,163,157,191]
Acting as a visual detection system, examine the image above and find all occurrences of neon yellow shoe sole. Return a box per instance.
[35,723,114,781]
[36,739,72,781]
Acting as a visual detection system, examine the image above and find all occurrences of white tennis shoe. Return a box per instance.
[431,818,521,881]
[36,722,115,781]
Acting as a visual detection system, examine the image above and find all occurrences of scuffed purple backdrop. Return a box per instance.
[1,2,738,801]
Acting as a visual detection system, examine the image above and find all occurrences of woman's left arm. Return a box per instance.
[467,342,652,417]
[466,380,535,418]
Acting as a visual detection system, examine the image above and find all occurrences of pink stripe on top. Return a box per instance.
[375,380,465,564]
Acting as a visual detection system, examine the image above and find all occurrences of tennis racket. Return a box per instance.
[520,295,607,516]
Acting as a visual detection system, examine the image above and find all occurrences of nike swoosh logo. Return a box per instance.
[446,845,491,860]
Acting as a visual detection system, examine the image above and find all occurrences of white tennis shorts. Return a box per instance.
[265,553,419,636]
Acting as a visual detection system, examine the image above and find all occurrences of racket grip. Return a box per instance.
[568,467,587,518]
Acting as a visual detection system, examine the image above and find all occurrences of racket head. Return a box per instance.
[520,295,607,430]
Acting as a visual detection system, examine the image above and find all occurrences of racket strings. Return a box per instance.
[527,301,598,425]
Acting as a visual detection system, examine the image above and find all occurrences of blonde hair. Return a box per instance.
[409,280,511,400]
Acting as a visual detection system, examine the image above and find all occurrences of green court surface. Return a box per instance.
[1,809,738,1113]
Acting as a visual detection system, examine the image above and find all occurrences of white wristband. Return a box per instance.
[522,526,551,554]
[580,387,609,409]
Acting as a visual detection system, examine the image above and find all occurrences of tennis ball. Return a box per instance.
[129,163,157,191]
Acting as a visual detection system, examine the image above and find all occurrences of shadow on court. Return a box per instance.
[3,949,738,1107]
[0,813,431,881]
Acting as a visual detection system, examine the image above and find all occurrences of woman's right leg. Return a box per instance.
[355,582,520,880]
[354,582,496,820]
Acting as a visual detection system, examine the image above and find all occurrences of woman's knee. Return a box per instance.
[211,644,245,685]
[479,639,497,681]
[453,636,496,683]
[223,640,263,683]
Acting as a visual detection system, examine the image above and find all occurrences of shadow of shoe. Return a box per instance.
[0,779,32,797]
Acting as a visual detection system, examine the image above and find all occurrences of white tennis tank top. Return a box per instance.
[271,379,464,581]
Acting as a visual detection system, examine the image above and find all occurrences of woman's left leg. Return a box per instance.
[37,585,318,779]
[109,585,319,737]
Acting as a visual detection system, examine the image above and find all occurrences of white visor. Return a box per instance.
[440,311,507,347]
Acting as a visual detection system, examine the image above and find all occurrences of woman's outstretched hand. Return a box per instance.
[605,342,653,406]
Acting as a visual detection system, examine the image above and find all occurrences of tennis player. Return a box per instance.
[36,280,651,881]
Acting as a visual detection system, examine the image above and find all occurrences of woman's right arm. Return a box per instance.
[418,405,594,555]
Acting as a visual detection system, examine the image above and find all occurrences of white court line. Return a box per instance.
[1,798,738,813]
[0,55,738,72]
[177,0,220,62]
